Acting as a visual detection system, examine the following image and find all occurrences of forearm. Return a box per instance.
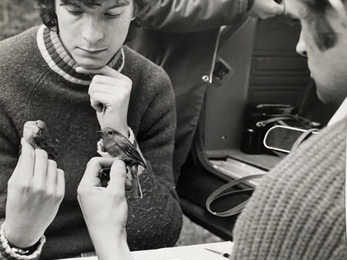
[126,161,182,249]
[142,0,248,33]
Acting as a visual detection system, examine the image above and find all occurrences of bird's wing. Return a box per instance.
[33,128,57,159]
[122,143,146,168]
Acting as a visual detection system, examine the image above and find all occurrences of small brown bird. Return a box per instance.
[97,127,146,199]
[23,120,57,159]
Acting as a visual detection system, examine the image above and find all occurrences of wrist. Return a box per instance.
[0,223,46,260]
[91,232,133,260]
[3,222,42,249]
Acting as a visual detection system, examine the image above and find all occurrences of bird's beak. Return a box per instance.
[96,130,104,137]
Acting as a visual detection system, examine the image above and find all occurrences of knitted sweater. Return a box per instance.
[230,117,347,259]
[0,25,182,259]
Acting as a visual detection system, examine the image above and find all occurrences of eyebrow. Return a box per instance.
[106,1,130,9]
[60,0,129,8]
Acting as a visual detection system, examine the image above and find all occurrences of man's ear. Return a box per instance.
[328,0,347,20]
[131,3,138,21]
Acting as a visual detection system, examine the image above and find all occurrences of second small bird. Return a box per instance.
[97,127,146,199]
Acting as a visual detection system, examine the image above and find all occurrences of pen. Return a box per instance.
[205,248,231,258]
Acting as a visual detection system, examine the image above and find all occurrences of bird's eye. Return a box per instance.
[108,131,113,135]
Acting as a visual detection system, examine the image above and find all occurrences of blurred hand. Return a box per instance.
[4,138,65,248]
[77,157,132,260]
[247,0,285,19]
[76,66,132,137]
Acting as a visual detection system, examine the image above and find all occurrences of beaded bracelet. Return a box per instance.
[0,223,46,260]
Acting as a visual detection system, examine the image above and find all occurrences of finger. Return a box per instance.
[107,159,127,193]
[275,2,285,15]
[16,138,35,182]
[89,81,129,96]
[90,91,105,113]
[32,149,48,189]
[90,92,117,113]
[56,169,65,200]
[46,160,58,195]
[80,157,116,187]
[329,0,347,18]
[90,75,126,86]
[76,66,124,79]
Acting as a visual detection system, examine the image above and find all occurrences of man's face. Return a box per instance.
[285,0,347,106]
[55,0,135,69]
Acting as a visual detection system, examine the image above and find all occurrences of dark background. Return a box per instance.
[0,0,40,41]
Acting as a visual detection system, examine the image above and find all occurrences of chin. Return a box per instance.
[317,89,345,108]
[74,56,107,70]
[76,62,106,70]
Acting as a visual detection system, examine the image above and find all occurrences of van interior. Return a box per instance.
[175,15,336,241]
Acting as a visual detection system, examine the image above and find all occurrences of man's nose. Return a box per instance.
[296,31,307,57]
[81,18,104,44]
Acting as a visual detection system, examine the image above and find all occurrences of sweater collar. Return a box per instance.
[37,25,124,86]
[328,97,347,127]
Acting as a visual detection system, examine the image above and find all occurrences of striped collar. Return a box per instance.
[37,25,124,86]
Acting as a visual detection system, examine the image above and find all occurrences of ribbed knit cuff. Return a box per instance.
[0,223,46,260]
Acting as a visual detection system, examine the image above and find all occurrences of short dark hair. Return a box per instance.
[35,0,156,42]
[301,0,346,50]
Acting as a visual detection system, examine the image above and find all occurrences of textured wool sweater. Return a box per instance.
[0,25,182,259]
[230,117,347,259]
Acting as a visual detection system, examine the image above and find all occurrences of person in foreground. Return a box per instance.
[0,0,182,259]
[77,0,347,259]
[230,0,347,258]
[77,157,133,260]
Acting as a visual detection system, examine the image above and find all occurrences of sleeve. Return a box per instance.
[229,121,347,260]
[0,104,30,260]
[141,0,249,33]
[0,102,21,221]
[125,70,183,250]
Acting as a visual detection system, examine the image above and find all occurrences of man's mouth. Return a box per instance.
[79,47,106,54]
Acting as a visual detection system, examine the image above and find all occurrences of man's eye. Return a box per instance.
[65,6,83,15]
[105,12,121,18]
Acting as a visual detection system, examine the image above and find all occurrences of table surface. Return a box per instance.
[62,241,233,260]
[132,241,233,260]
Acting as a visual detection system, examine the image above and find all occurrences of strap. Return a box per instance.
[206,174,264,217]
[291,128,319,151]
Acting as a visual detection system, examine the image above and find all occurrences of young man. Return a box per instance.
[230,0,347,258]
[0,0,182,259]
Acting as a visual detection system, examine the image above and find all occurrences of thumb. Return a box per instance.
[275,2,285,15]
[107,159,127,193]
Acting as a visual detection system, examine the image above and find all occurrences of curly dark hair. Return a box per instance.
[301,0,347,51]
[35,0,156,42]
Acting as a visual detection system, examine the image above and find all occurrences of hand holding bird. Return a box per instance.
[4,121,64,248]
[97,127,146,199]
